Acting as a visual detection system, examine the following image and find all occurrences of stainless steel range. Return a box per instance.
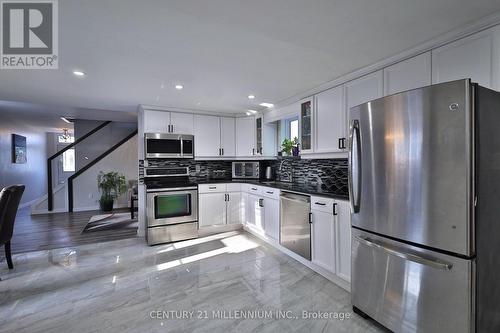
[144,166,198,245]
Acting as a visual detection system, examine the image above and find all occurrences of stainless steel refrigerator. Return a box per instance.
[349,79,500,332]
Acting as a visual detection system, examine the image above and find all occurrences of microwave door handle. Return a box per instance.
[348,119,361,213]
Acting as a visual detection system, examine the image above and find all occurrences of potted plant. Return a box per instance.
[281,137,300,156]
[97,171,126,212]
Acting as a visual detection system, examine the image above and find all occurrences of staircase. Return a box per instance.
[34,120,137,214]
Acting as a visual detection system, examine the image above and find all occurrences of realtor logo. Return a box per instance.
[1,0,58,69]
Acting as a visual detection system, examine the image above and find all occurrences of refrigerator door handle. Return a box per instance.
[354,235,453,271]
[349,119,361,213]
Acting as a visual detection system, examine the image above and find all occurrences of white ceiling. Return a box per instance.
[1,0,500,117]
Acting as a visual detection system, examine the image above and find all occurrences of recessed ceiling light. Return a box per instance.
[248,94,255,99]
[247,109,258,114]
[73,70,86,77]
[246,112,252,116]
[259,102,274,108]
[175,84,184,90]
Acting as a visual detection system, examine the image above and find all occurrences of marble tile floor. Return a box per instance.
[0,231,386,333]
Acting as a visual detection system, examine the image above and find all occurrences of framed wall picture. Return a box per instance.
[12,134,27,164]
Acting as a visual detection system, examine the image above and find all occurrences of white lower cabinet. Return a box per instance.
[263,197,279,240]
[199,192,227,227]
[198,184,242,228]
[311,196,351,283]
[311,209,335,272]
[335,200,351,282]
[226,192,242,224]
[246,193,264,232]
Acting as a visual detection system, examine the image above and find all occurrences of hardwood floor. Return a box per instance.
[0,207,138,259]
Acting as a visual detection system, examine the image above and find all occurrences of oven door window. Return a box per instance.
[147,139,181,154]
[155,194,191,219]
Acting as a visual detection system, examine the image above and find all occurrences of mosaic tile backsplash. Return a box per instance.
[267,158,348,195]
[146,158,348,196]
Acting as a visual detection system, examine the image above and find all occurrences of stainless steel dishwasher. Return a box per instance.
[280,191,311,260]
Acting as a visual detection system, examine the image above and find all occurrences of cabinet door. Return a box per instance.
[199,193,226,227]
[345,70,383,132]
[263,198,279,240]
[194,115,221,157]
[345,70,384,111]
[220,117,236,157]
[236,117,256,156]
[335,200,351,282]
[170,112,194,134]
[315,86,345,153]
[143,110,170,133]
[432,28,494,89]
[299,98,314,153]
[227,192,242,224]
[312,210,335,273]
[384,52,431,96]
[245,193,257,226]
[255,117,263,155]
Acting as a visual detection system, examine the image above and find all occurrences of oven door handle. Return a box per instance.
[146,186,198,192]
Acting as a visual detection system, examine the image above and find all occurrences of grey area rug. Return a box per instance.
[82,212,138,233]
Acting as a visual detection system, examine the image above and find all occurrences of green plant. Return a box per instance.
[281,137,299,155]
[97,171,126,204]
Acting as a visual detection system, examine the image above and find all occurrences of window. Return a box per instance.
[62,148,75,172]
[289,119,299,141]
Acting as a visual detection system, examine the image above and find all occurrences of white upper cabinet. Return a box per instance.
[236,117,256,156]
[299,98,314,154]
[384,52,432,96]
[314,85,346,153]
[194,114,221,157]
[345,70,384,111]
[432,28,495,89]
[143,110,169,133]
[170,112,194,134]
[143,110,193,134]
[220,117,236,157]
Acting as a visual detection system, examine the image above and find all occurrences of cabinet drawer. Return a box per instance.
[311,196,335,214]
[261,186,280,199]
[226,183,242,192]
[198,184,227,193]
[243,184,262,195]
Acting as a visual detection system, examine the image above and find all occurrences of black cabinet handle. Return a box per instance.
[314,202,326,206]
[338,138,342,150]
[333,203,338,215]
[222,148,224,156]
[259,198,264,207]
[266,191,274,194]
[251,188,257,191]
[309,212,313,224]
[209,186,217,189]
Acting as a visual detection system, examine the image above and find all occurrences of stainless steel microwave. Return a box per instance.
[144,133,194,159]
[232,162,260,179]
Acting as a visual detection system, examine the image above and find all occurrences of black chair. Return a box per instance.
[0,185,25,269]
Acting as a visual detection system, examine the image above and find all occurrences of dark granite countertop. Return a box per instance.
[193,177,349,201]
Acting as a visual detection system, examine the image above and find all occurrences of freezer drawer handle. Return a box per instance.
[354,236,453,271]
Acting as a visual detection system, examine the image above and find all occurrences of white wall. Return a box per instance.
[0,113,49,206]
[73,135,138,211]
